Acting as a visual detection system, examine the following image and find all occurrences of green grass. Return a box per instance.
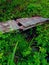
[0,0,49,22]
[8,42,18,65]
[0,24,49,65]
[0,0,49,65]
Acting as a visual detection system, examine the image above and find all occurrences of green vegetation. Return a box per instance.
[0,0,49,21]
[8,42,18,65]
[0,0,49,65]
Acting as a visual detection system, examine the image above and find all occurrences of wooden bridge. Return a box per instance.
[0,16,49,33]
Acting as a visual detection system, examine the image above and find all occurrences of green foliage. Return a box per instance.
[8,42,18,65]
[22,47,32,57]
[35,24,49,53]
[0,31,49,65]
[0,0,49,21]
[0,53,3,59]
[0,0,49,65]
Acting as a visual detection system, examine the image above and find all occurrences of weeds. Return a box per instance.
[0,0,49,65]
[8,42,18,65]
[0,0,49,21]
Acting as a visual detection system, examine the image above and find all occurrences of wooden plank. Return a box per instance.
[8,20,19,30]
[17,17,48,27]
[0,20,19,33]
[0,17,49,33]
[22,22,44,31]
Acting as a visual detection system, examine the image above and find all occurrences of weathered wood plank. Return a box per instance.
[0,17,49,33]
[8,20,19,30]
[22,22,45,31]
[0,20,19,33]
[17,17,48,27]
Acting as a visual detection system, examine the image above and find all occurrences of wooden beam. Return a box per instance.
[0,17,49,33]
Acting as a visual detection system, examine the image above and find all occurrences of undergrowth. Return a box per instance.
[0,0,49,21]
[0,23,49,65]
[0,0,49,65]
